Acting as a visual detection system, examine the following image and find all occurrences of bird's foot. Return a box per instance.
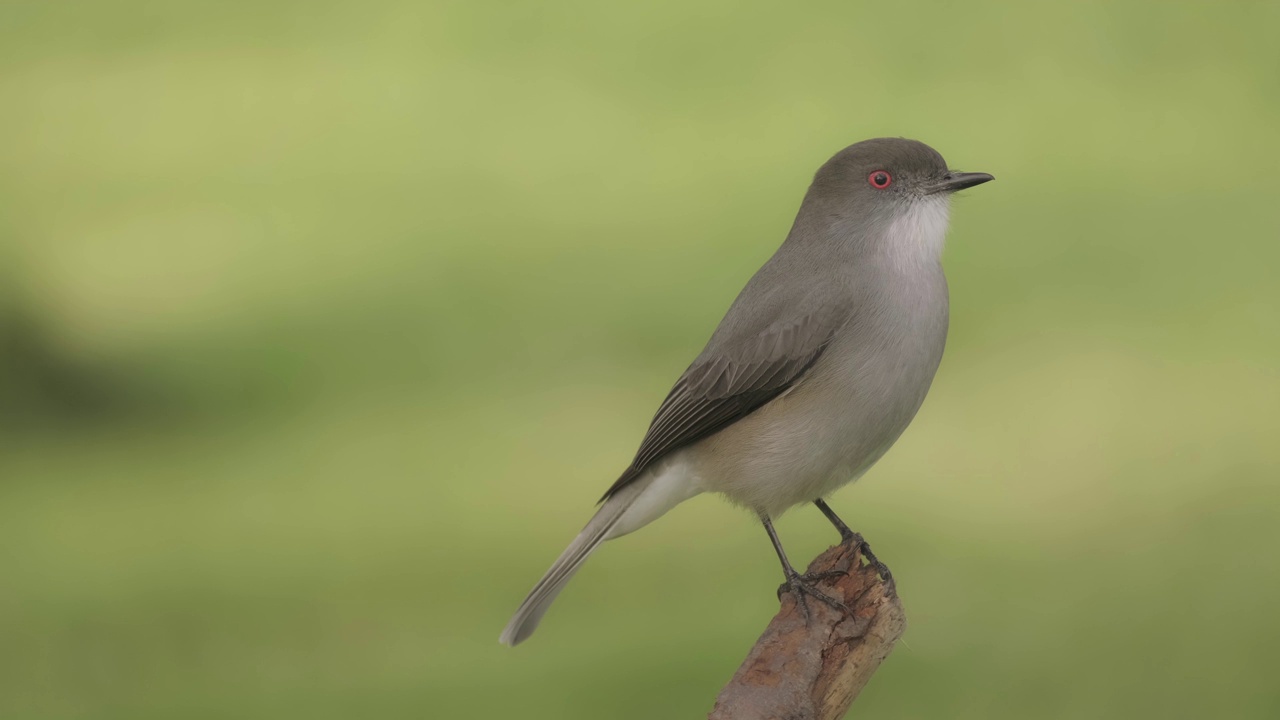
[776,570,849,621]
[841,531,896,595]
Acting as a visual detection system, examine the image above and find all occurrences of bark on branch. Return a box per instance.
[708,541,906,720]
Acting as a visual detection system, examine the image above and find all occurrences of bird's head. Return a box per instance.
[811,137,993,203]
[792,138,993,265]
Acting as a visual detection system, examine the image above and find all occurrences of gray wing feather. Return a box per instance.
[600,304,845,500]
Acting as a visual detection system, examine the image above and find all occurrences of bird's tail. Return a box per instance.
[500,460,700,646]
[498,491,631,646]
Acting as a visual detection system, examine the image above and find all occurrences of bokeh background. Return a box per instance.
[2,1,1278,718]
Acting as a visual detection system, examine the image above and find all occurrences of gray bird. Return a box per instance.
[500,137,992,646]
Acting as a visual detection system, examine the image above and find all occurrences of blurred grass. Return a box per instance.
[1,0,1278,718]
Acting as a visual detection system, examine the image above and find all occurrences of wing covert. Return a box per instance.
[600,307,843,500]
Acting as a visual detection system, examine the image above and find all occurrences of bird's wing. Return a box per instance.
[601,301,846,500]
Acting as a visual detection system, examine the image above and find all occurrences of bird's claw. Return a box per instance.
[777,571,850,621]
[842,531,896,594]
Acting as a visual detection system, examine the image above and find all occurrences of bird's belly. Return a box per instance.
[694,314,946,517]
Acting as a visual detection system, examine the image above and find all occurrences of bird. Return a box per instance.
[500,137,993,646]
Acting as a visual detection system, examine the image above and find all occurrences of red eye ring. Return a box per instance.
[869,171,892,189]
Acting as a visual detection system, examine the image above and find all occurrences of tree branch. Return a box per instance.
[708,541,906,720]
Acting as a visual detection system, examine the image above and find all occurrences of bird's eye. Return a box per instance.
[869,171,892,189]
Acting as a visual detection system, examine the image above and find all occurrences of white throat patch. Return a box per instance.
[886,196,951,271]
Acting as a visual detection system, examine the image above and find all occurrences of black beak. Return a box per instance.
[928,171,994,194]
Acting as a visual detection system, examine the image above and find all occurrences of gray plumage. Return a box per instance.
[501,138,992,646]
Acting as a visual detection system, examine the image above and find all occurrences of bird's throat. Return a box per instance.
[884,197,951,272]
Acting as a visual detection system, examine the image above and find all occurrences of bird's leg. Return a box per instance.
[813,498,895,592]
[762,516,848,620]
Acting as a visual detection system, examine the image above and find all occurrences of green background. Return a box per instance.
[2,1,1277,718]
